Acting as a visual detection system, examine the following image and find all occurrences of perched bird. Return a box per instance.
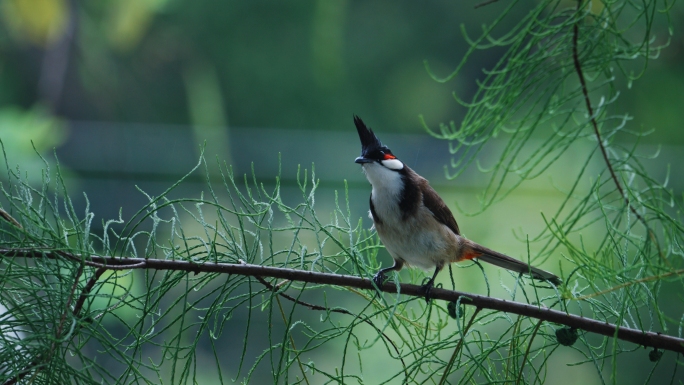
[353,116,561,299]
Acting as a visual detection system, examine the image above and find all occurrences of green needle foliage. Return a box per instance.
[1,0,683,384]
[423,0,683,381]
[1,153,538,384]
[0,151,561,385]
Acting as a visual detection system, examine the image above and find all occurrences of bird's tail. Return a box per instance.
[464,241,561,286]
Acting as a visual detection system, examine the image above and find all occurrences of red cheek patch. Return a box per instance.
[383,154,396,160]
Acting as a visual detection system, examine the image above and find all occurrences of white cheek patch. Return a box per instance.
[381,158,404,170]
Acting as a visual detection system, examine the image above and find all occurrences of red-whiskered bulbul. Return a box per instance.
[353,116,561,299]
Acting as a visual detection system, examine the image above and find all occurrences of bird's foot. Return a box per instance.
[419,277,435,303]
[372,271,388,288]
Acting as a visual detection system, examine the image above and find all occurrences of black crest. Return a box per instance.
[354,116,391,159]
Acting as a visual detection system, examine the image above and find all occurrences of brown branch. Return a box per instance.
[439,307,482,385]
[55,263,84,341]
[2,248,683,355]
[3,263,106,385]
[2,358,41,385]
[71,267,107,318]
[273,294,310,385]
[474,0,500,9]
[571,0,671,272]
[0,208,22,229]
[13,264,87,385]
[571,2,645,225]
[516,319,544,385]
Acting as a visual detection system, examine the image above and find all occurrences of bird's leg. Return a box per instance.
[420,264,443,303]
[373,259,404,288]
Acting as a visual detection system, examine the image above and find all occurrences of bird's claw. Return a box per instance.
[419,278,435,303]
[372,271,387,288]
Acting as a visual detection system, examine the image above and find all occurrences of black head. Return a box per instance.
[353,116,396,164]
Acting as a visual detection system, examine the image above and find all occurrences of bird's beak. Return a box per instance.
[355,156,372,164]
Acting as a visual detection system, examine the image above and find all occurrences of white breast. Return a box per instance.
[363,163,404,222]
[361,163,458,270]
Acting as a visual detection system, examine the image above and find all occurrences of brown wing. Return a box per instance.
[420,179,460,235]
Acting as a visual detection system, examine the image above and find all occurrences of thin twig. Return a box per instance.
[72,267,107,318]
[273,294,310,385]
[571,0,670,271]
[2,358,41,385]
[474,0,500,9]
[34,263,86,383]
[571,1,644,225]
[505,316,523,380]
[0,208,21,229]
[3,265,106,385]
[516,319,544,385]
[3,248,684,354]
[56,263,85,340]
[439,307,482,385]
[252,274,409,379]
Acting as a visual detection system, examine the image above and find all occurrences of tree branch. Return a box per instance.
[474,0,500,9]
[2,248,683,354]
[2,262,105,385]
[571,2,645,225]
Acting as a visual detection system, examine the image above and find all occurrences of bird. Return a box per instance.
[353,116,561,300]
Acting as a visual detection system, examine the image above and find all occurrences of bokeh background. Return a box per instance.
[1,0,684,383]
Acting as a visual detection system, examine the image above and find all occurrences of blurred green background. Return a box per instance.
[1,0,684,383]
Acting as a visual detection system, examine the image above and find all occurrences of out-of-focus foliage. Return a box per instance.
[0,105,66,181]
[0,1,508,130]
[1,0,69,46]
[0,1,682,159]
